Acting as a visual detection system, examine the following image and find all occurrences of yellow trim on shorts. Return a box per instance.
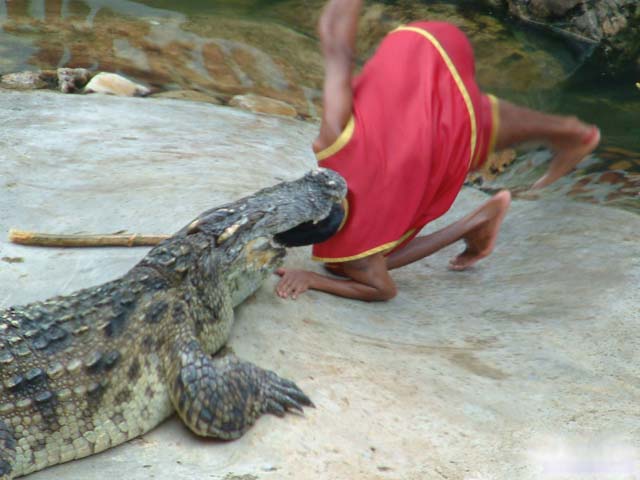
[487,94,500,155]
[312,228,416,263]
[315,116,356,161]
[391,25,478,169]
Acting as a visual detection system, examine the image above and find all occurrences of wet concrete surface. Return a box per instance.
[1,90,640,479]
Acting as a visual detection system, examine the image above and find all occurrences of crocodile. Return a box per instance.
[0,169,347,479]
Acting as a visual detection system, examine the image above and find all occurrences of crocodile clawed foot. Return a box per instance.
[263,371,314,417]
[168,342,314,440]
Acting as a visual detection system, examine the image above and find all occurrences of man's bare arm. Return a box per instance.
[314,0,363,152]
[276,254,397,302]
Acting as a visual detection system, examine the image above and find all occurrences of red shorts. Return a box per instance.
[312,22,499,263]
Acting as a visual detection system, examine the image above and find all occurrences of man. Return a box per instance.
[275,0,600,302]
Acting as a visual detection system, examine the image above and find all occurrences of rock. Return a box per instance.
[502,0,640,78]
[527,0,583,18]
[229,93,298,117]
[150,90,224,105]
[467,149,518,185]
[1,0,635,102]
[57,68,92,93]
[601,13,628,37]
[0,0,577,111]
[0,4,324,117]
[186,17,324,117]
[354,2,571,91]
[0,71,47,90]
[1,68,92,93]
[1,89,640,480]
[84,73,150,97]
[39,70,60,89]
[482,0,507,8]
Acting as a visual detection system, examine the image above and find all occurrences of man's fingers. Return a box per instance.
[277,277,297,299]
[292,283,309,300]
[276,277,290,298]
[275,270,309,300]
[278,281,291,295]
[293,284,306,297]
[275,283,287,298]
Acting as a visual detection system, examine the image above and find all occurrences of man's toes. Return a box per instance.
[449,254,471,270]
[449,263,467,271]
[582,125,600,147]
[449,249,491,271]
[450,257,478,271]
[449,255,463,266]
[495,189,512,207]
[449,261,471,271]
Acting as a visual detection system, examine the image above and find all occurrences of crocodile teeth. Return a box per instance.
[218,224,240,243]
[187,219,201,234]
[217,217,249,244]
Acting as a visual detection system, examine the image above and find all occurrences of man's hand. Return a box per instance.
[275,254,397,302]
[275,268,316,300]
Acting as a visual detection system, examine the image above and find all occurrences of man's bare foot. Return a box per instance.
[532,121,600,189]
[449,190,511,271]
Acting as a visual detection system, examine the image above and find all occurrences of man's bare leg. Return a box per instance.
[385,190,512,271]
[493,99,600,189]
[276,190,510,301]
[447,190,512,270]
[324,190,512,274]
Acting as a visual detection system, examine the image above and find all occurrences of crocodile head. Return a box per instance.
[180,168,347,305]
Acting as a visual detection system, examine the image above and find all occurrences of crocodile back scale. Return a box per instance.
[0,169,346,479]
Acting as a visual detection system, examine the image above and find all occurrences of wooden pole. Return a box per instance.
[8,229,170,248]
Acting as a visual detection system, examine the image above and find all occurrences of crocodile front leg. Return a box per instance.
[165,339,312,440]
[0,421,16,480]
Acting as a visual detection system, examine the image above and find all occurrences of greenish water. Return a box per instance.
[485,23,640,153]
[1,0,638,211]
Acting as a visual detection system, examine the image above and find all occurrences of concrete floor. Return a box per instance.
[1,90,640,479]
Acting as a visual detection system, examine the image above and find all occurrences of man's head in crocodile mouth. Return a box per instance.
[273,200,345,247]
[183,168,346,246]
[171,169,346,305]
